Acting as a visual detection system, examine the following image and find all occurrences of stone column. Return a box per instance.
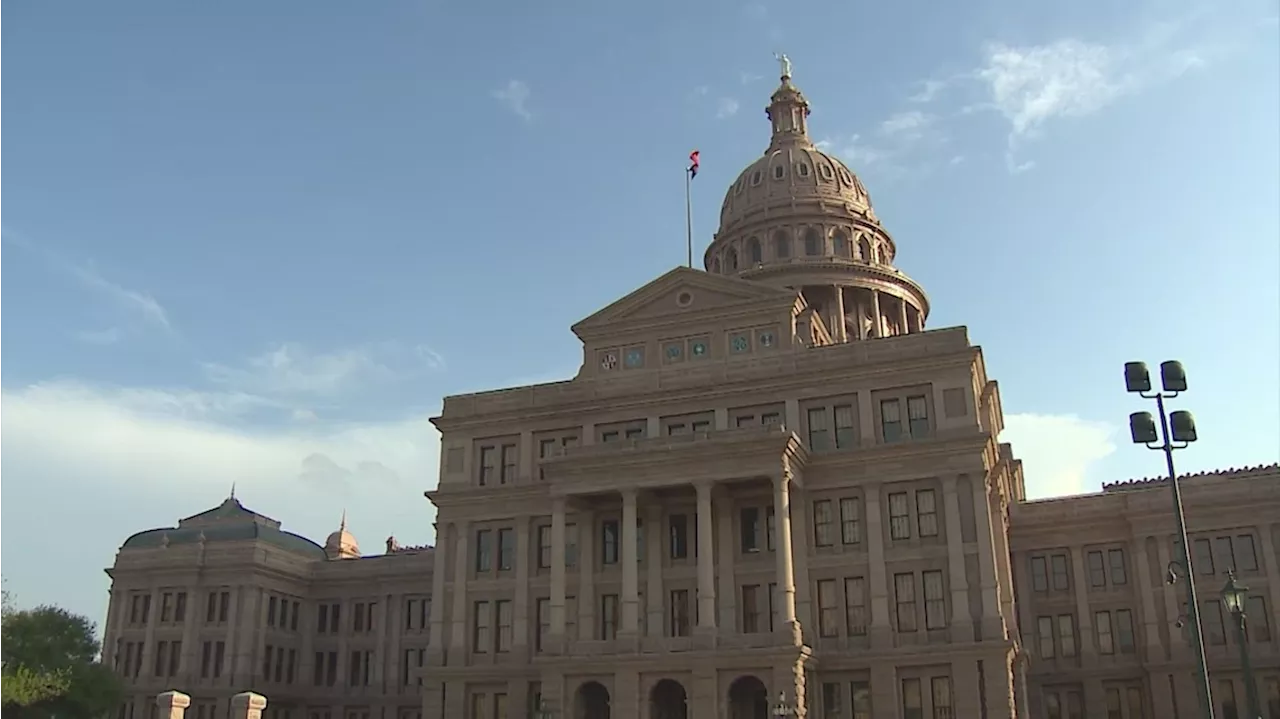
[897,296,908,335]
[716,491,736,632]
[222,586,242,679]
[833,285,848,342]
[140,588,160,678]
[912,306,925,332]
[789,486,813,633]
[579,509,596,641]
[620,490,640,636]
[448,521,471,652]
[943,479,974,642]
[178,590,199,678]
[550,498,567,647]
[1132,537,1166,661]
[230,692,266,719]
[513,515,531,656]
[695,482,717,635]
[972,478,1005,639]
[156,691,191,719]
[772,472,800,645]
[645,505,664,638]
[427,527,448,662]
[870,291,883,338]
[863,486,891,649]
[1070,546,1096,657]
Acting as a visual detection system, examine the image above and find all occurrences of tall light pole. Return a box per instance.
[1220,572,1263,719]
[1124,360,1214,719]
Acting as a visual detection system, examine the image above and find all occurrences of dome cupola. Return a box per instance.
[324,510,360,560]
[705,56,929,343]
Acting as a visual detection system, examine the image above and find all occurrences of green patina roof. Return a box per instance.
[121,497,326,559]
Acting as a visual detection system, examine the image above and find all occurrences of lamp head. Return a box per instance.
[1124,362,1152,393]
[1220,571,1248,614]
[1169,410,1198,443]
[1129,412,1158,444]
[1160,360,1188,393]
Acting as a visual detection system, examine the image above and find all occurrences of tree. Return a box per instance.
[1,587,123,719]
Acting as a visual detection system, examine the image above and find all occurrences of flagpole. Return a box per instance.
[685,167,693,268]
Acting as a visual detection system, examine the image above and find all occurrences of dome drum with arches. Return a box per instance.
[702,60,930,340]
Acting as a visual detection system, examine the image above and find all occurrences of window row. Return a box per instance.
[1036,610,1137,659]
[1201,596,1272,645]
[261,645,298,684]
[711,228,886,274]
[1185,533,1260,576]
[894,571,948,633]
[265,595,301,632]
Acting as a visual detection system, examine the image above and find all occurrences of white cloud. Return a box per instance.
[908,79,947,103]
[879,110,933,137]
[716,97,741,119]
[739,72,765,85]
[0,379,440,621]
[1002,413,1118,499]
[69,262,171,331]
[491,80,532,121]
[203,341,444,399]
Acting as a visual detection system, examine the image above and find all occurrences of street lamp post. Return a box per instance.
[1124,360,1214,719]
[771,691,796,717]
[1220,572,1263,719]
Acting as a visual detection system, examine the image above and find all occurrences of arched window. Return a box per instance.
[728,248,739,271]
[711,256,721,273]
[858,236,872,262]
[747,237,763,264]
[832,230,850,257]
[804,228,821,256]
[773,231,790,259]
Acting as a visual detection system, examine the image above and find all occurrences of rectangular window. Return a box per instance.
[1193,538,1214,575]
[214,642,225,679]
[761,411,781,426]
[822,683,842,719]
[1204,600,1226,645]
[499,443,517,484]
[1096,610,1114,654]
[537,526,552,569]
[497,528,515,571]
[161,593,174,623]
[565,596,577,640]
[495,600,513,652]
[834,404,855,448]
[740,507,761,553]
[1217,679,1237,719]
[669,590,690,637]
[1235,534,1259,571]
[475,530,493,573]
[1116,609,1136,653]
[1214,535,1236,574]
[472,601,490,653]
[742,585,763,634]
[1057,614,1076,657]
[602,431,619,443]
[1106,689,1122,719]
[1031,556,1049,592]
[906,395,929,437]
[1037,616,1055,658]
[915,490,938,537]
[735,415,753,428]
[602,520,620,565]
[1108,548,1127,585]
[1087,551,1106,588]
[624,427,644,439]
[881,399,903,442]
[901,678,923,719]
[817,579,839,637]
[931,677,953,719]
[478,446,495,486]
[894,573,917,632]
[922,570,946,630]
[354,602,366,632]
[844,577,867,636]
[888,492,911,540]
[535,598,550,652]
[597,595,618,640]
[1125,687,1145,719]
[851,682,872,719]
[538,438,556,480]
[813,500,834,547]
[1246,596,1271,642]
[839,497,861,544]
[808,407,830,450]
[565,523,579,567]
[1050,554,1070,591]
[669,514,688,559]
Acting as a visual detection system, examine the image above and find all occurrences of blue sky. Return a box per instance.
[3,0,1277,625]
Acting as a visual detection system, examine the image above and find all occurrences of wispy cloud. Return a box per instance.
[716,97,741,119]
[1003,413,1118,498]
[3,227,173,338]
[491,80,532,121]
[739,71,765,85]
[879,110,934,137]
[203,341,445,400]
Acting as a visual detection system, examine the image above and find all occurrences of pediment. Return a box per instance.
[571,267,798,336]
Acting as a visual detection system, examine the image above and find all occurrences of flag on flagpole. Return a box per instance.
[688,150,701,178]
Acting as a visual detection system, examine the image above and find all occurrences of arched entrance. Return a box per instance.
[727,675,769,719]
[575,681,611,719]
[649,678,688,719]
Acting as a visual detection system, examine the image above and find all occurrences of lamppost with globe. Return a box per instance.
[1124,360,1214,719]
[1220,572,1263,719]
[771,690,796,717]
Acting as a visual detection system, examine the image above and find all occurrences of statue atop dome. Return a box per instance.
[774,52,792,80]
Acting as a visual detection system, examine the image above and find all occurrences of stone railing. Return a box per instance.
[157,691,266,719]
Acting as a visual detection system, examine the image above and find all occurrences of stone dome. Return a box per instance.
[719,142,876,238]
[324,511,360,560]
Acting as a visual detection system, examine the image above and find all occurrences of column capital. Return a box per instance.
[620,487,638,502]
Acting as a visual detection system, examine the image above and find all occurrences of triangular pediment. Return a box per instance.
[572,266,799,335]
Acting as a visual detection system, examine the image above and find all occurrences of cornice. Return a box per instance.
[433,329,979,431]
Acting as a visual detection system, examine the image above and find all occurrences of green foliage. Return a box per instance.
[1,586,124,719]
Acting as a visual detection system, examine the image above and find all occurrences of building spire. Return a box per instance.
[765,54,812,151]
[228,482,237,501]
[339,509,347,532]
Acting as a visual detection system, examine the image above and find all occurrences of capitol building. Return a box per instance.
[102,67,1280,719]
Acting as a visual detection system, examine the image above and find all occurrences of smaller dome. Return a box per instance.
[324,511,360,560]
